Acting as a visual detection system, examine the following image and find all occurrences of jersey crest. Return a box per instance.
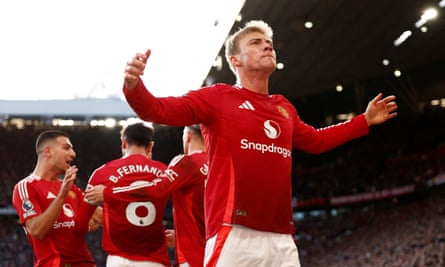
[277,105,289,119]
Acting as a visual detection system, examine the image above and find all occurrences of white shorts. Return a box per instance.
[204,224,301,267]
[106,255,167,267]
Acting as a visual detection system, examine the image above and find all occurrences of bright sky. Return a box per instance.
[0,0,244,100]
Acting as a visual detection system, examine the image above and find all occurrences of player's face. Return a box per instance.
[50,136,76,173]
[236,31,276,73]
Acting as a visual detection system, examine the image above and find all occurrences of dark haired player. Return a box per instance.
[12,130,96,267]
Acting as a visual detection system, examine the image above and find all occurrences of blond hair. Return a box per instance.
[224,20,273,74]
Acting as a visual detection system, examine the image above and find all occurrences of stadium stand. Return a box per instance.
[1,107,444,266]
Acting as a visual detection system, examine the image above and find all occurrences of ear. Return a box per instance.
[230,55,241,68]
[43,145,52,157]
[185,131,193,144]
[146,141,154,154]
[121,138,127,151]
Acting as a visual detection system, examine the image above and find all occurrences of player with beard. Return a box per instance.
[86,124,207,267]
[82,123,170,267]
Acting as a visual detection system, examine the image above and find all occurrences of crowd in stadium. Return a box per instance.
[0,107,444,266]
[297,185,445,266]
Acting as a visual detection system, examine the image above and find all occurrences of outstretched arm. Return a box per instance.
[364,93,398,126]
[85,176,178,205]
[86,155,196,204]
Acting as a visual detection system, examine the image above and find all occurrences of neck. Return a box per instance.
[123,147,150,159]
[237,72,270,95]
[188,142,206,154]
[33,162,60,181]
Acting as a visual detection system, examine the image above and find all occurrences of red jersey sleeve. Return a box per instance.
[76,166,107,232]
[12,177,42,225]
[123,78,219,126]
[103,154,201,202]
[289,101,369,154]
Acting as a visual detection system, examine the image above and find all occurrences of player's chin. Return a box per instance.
[265,63,277,73]
[262,59,276,69]
[61,162,71,172]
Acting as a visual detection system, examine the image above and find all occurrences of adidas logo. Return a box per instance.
[47,192,57,199]
[238,100,255,111]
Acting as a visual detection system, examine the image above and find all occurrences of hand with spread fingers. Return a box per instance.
[364,93,398,126]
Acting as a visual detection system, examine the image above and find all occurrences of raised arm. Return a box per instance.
[292,93,398,154]
[25,166,78,240]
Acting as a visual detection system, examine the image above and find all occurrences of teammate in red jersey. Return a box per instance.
[122,20,398,267]
[166,125,207,267]
[86,125,207,267]
[83,122,171,266]
[12,130,96,267]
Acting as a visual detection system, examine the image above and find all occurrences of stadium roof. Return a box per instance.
[1,1,444,120]
[208,0,445,100]
[0,98,135,117]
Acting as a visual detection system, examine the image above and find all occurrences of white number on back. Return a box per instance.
[125,201,156,227]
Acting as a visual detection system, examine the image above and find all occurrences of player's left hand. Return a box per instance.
[364,93,398,126]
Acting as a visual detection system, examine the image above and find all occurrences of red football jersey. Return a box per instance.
[12,174,95,267]
[169,152,207,267]
[124,81,369,238]
[86,154,170,265]
[104,151,207,267]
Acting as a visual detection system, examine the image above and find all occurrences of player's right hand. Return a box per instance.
[124,49,151,90]
[59,165,78,197]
